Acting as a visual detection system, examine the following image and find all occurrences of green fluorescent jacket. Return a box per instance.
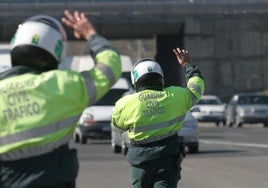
[0,34,122,161]
[113,64,204,143]
[112,63,204,165]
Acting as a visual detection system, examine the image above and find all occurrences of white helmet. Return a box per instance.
[131,58,164,85]
[10,15,67,71]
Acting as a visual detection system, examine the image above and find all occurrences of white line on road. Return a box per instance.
[200,139,268,149]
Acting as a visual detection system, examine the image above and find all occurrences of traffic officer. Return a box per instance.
[0,10,121,188]
[112,48,204,188]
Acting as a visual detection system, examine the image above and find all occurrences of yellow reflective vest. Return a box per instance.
[0,34,121,161]
[112,67,204,144]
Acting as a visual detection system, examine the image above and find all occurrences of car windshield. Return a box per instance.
[198,99,221,105]
[95,89,129,106]
[237,95,268,105]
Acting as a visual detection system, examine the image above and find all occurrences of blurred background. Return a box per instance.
[1,2,268,188]
[1,0,268,101]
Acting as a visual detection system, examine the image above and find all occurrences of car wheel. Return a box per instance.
[234,120,242,128]
[111,143,121,153]
[237,123,243,128]
[226,117,233,127]
[227,119,233,127]
[188,144,199,154]
[73,132,80,143]
[121,142,128,155]
[263,123,268,128]
[215,122,220,127]
[222,120,226,126]
[235,116,242,128]
[80,136,87,144]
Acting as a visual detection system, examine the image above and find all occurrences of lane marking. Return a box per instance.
[200,139,268,149]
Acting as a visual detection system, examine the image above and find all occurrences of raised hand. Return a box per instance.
[61,10,96,40]
[173,47,191,66]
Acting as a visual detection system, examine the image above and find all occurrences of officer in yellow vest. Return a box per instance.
[0,10,121,188]
[112,48,204,188]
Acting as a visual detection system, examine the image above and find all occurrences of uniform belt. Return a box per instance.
[0,144,69,164]
[130,134,183,147]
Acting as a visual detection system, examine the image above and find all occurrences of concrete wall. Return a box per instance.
[184,15,268,102]
[108,15,268,102]
[1,1,268,103]
[66,14,268,102]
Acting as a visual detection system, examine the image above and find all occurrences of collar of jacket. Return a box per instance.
[0,66,42,80]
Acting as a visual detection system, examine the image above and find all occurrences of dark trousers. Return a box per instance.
[130,156,181,188]
[0,145,78,188]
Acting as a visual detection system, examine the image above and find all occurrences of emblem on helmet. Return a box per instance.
[147,66,153,72]
[31,34,40,44]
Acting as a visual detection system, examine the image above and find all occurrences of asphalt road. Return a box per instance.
[71,123,268,188]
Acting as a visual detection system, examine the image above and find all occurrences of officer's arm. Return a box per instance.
[62,10,122,106]
[112,100,129,132]
[86,35,122,105]
[173,48,205,106]
[185,64,204,106]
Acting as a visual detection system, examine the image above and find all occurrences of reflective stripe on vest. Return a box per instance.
[130,114,185,144]
[81,62,115,105]
[0,114,79,161]
[96,63,116,87]
[187,88,197,106]
[187,82,203,105]
[130,131,179,145]
[81,71,97,105]
[133,114,185,133]
[0,134,71,161]
[188,82,202,96]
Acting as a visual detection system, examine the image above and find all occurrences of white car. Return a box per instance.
[73,77,133,144]
[225,93,268,128]
[191,95,226,126]
[111,111,199,155]
[178,112,199,153]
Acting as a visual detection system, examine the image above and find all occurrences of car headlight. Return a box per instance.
[81,113,96,125]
